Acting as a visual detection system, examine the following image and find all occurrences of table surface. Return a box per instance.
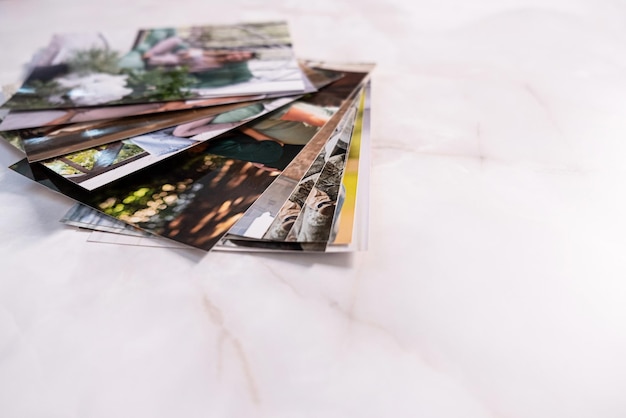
[1,1,626,417]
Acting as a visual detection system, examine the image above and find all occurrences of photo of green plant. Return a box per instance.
[3,21,306,110]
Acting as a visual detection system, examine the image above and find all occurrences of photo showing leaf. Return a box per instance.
[3,21,307,111]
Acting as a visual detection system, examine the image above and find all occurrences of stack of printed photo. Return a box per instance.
[0,21,373,252]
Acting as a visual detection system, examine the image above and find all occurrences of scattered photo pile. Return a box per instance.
[0,21,373,252]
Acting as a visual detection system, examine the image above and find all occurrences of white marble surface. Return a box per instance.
[2,0,626,417]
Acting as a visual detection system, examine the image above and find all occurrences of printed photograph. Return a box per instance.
[0,95,264,131]
[221,86,368,251]
[286,129,350,244]
[226,69,370,240]
[17,100,259,161]
[3,21,306,110]
[329,82,370,246]
[0,60,342,131]
[11,141,281,251]
[261,122,346,240]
